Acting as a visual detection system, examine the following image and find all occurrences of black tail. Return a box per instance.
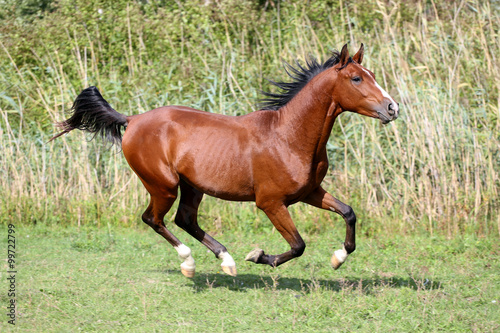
[49,86,128,145]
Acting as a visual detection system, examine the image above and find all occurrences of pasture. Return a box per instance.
[1,223,499,332]
[0,0,499,331]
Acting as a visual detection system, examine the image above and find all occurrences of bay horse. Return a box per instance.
[51,44,399,277]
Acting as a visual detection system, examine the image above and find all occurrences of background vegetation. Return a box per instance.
[0,0,498,234]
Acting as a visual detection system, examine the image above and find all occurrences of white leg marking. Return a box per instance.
[330,207,336,212]
[334,245,348,264]
[219,251,236,267]
[218,251,237,276]
[175,244,195,276]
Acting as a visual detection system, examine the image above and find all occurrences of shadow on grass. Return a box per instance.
[162,271,442,294]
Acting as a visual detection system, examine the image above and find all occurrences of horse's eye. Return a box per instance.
[352,76,362,83]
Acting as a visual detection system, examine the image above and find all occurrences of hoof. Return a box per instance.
[176,244,195,278]
[180,261,195,278]
[245,248,264,263]
[218,251,237,276]
[331,246,348,270]
[330,255,344,270]
[221,265,237,277]
[181,267,195,278]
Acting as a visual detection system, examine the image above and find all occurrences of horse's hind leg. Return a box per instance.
[142,192,196,278]
[174,180,237,276]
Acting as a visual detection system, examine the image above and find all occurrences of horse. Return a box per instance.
[50,44,399,278]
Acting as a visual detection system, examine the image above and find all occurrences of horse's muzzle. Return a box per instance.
[377,99,399,124]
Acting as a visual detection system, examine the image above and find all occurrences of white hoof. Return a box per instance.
[221,265,237,276]
[331,245,348,270]
[219,251,237,277]
[180,264,195,278]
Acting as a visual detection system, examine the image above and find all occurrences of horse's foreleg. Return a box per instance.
[245,202,305,267]
[174,180,237,276]
[142,194,196,278]
[302,186,356,270]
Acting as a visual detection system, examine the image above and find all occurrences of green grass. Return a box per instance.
[1,223,498,332]
[0,0,499,235]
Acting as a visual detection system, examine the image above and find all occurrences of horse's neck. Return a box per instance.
[276,72,341,161]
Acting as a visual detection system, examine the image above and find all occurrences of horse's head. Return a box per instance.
[332,44,399,124]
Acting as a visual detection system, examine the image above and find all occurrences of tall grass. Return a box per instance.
[0,0,498,236]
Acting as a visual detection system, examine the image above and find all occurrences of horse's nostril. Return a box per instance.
[388,103,395,116]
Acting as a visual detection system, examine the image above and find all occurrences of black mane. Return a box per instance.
[259,51,349,111]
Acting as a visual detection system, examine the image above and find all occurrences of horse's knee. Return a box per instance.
[291,240,306,257]
[343,206,356,226]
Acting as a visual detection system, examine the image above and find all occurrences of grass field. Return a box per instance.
[1,223,498,332]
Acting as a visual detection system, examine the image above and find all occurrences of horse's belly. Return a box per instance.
[180,168,255,201]
[175,145,255,201]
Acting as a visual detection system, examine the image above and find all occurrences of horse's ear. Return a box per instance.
[353,43,364,64]
[339,44,350,67]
